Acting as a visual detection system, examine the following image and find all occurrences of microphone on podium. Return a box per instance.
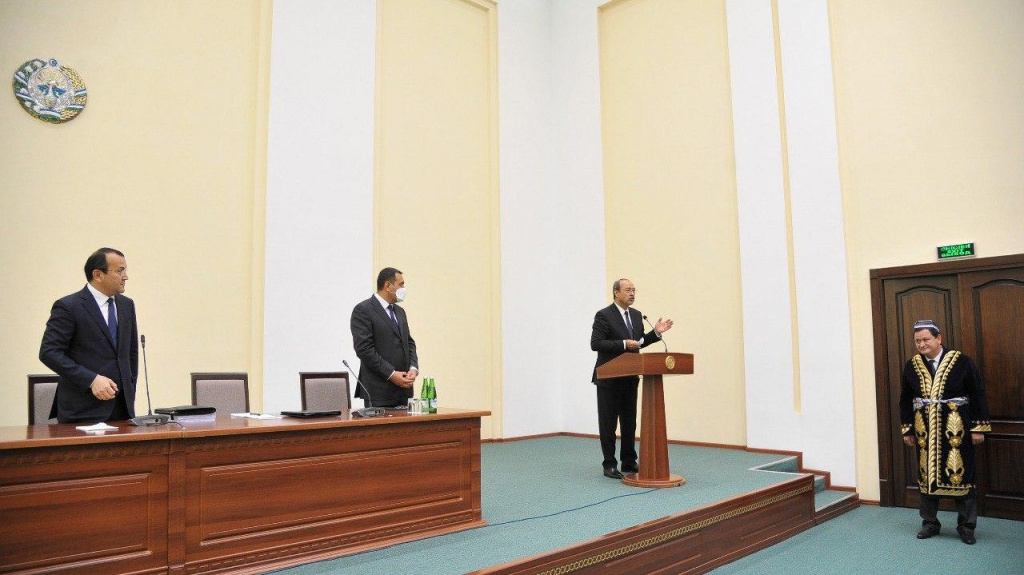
[129,334,171,426]
[643,315,669,353]
[342,360,386,418]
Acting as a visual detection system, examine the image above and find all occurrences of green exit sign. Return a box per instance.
[937,242,975,260]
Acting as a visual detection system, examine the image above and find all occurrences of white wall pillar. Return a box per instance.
[551,0,612,435]
[778,0,855,485]
[727,0,856,485]
[498,0,563,436]
[264,0,377,412]
[727,0,801,450]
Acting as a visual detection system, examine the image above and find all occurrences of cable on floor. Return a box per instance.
[484,487,659,528]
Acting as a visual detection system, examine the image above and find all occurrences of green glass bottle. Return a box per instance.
[424,377,437,414]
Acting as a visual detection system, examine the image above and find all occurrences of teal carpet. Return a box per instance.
[272,437,1022,575]
[710,506,1024,575]
[272,436,794,574]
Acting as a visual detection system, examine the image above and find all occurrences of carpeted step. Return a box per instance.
[813,474,827,493]
[751,455,799,473]
[813,489,860,525]
[814,488,853,511]
[752,460,828,494]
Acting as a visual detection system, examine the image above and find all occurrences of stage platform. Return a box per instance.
[274,435,857,575]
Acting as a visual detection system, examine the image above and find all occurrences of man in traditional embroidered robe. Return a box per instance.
[900,320,991,544]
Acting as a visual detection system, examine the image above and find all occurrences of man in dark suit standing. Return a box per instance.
[39,248,139,423]
[350,267,419,407]
[591,278,673,479]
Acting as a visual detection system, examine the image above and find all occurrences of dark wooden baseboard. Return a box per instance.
[482,432,564,443]
[669,438,748,451]
[560,431,600,440]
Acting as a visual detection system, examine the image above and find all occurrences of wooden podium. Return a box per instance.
[597,351,694,488]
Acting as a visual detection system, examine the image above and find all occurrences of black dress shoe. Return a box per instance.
[603,467,624,479]
[621,463,639,474]
[957,526,976,545]
[917,524,940,539]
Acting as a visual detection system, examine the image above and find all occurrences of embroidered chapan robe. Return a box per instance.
[899,350,991,497]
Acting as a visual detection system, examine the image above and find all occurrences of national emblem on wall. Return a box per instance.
[12,58,87,124]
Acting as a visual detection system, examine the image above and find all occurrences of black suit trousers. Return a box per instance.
[597,382,638,468]
[920,492,977,529]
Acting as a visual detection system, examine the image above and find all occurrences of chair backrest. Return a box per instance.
[300,372,351,411]
[28,374,59,425]
[191,372,249,416]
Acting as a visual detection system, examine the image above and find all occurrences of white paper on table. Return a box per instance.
[230,412,282,420]
[75,422,118,432]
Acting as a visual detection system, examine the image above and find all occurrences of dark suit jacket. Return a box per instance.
[591,303,659,388]
[39,285,138,422]
[350,296,418,407]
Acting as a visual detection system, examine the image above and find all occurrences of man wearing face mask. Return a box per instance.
[350,267,419,408]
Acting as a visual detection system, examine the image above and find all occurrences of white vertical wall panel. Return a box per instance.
[777,0,855,485]
[499,0,563,436]
[551,0,612,435]
[726,0,800,450]
[264,0,377,412]
[728,0,856,485]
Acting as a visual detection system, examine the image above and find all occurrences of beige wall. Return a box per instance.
[374,0,502,436]
[598,0,746,444]
[0,0,270,425]
[6,0,1021,503]
[830,0,1024,499]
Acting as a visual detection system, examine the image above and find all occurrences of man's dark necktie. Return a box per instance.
[106,297,118,343]
[388,304,400,331]
[624,310,634,335]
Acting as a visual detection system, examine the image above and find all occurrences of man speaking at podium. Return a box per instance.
[351,267,419,408]
[591,278,673,479]
[39,248,138,423]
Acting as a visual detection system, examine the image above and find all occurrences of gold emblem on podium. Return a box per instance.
[665,356,676,370]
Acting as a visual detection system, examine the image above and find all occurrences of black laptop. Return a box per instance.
[280,410,342,418]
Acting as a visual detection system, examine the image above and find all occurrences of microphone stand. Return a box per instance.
[342,360,386,417]
[643,315,669,353]
[129,334,170,426]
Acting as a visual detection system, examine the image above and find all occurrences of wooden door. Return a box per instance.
[881,275,959,510]
[958,268,1024,520]
[872,254,1024,521]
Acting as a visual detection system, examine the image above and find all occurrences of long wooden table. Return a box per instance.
[0,408,489,575]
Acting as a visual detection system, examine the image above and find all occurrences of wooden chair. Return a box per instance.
[28,374,59,425]
[191,372,249,416]
[300,372,351,411]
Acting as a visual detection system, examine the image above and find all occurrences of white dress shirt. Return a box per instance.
[927,348,944,372]
[372,293,417,375]
[86,283,116,324]
[614,303,646,350]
